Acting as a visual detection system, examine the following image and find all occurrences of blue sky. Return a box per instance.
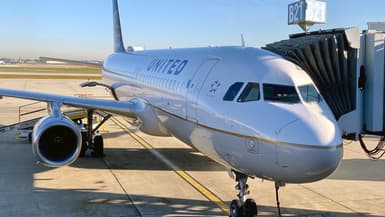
[0,0,384,60]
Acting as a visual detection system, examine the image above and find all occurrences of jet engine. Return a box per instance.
[32,115,82,167]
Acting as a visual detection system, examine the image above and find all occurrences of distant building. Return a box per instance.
[23,59,40,64]
[368,22,385,32]
[44,60,66,65]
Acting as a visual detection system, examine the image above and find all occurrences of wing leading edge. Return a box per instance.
[0,88,136,117]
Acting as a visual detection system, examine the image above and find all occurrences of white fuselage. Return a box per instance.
[102,46,343,183]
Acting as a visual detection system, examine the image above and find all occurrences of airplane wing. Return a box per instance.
[0,88,136,117]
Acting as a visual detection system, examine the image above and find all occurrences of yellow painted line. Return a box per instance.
[111,117,230,215]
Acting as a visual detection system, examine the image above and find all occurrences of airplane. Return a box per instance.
[0,0,343,216]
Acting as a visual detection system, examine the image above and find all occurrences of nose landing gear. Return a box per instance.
[229,171,285,217]
[229,172,258,217]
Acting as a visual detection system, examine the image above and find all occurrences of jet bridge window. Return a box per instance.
[237,82,260,102]
[223,82,244,101]
[263,84,300,104]
[299,84,321,103]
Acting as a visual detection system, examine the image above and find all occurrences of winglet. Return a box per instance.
[113,0,125,52]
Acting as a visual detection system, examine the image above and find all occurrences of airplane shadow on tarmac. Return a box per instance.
[3,187,377,217]
[70,151,384,217]
[72,147,225,171]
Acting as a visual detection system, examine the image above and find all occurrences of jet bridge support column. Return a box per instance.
[362,30,385,133]
[356,28,385,159]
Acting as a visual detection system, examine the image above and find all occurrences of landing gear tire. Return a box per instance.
[79,132,87,157]
[244,198,257,217]
[28,132,32,144]
[93,135,104,157]
[230,199,243,217]
[229,171,259,217]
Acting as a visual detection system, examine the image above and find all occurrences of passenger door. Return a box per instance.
[186,59,219,122]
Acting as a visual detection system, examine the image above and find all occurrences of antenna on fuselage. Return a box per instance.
[241,34,246,47]
[113,0,126,52]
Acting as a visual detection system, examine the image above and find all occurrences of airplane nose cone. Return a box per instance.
[276,115,343,183]
[303,145,343,182]
[277,113,341,148]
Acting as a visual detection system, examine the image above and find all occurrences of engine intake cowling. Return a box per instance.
[32,115,82,167]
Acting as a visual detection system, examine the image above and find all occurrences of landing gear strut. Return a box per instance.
[229,171,285,217]
[275,181,285,217]
[79,110,111,158]
[229,171,257,217]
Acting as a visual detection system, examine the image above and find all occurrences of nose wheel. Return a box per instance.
[230,199,243,217]
[229,172,258,217]
[229,171,284,217]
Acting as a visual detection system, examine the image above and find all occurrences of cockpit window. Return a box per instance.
[263,83,300,104]
[223,82,244,101]
[237,83,260,102]
[299,84,321,103]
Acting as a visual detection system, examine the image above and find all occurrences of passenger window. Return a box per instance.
[223,82,244,101]
[263,83,300,104]
[237,83,260,102]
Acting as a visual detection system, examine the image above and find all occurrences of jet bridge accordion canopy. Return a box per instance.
[264,28,359,120]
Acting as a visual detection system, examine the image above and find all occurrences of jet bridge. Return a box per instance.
[264,25,385,159]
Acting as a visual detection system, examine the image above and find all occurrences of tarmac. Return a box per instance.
[0,79,384,217]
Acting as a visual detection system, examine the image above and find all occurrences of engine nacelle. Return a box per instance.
[32,115,82,167]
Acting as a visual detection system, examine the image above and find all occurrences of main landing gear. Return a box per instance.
[79,110,111,158]
[78,81,116,158]
[229,171,285,217]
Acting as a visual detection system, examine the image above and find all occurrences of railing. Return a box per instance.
[18,102,47,123]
